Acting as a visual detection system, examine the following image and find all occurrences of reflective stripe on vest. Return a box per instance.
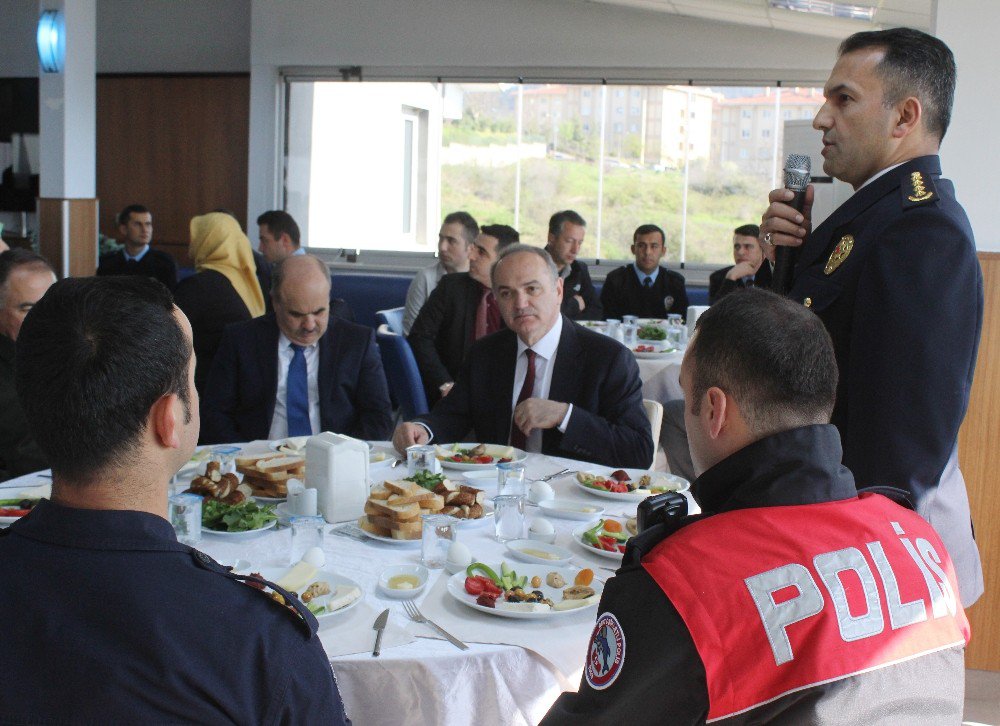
[642,493,970,722]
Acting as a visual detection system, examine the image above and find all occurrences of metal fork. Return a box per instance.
[533,468,574,482]
[401,600,468,650]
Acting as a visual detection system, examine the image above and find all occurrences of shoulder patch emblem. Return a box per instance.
[586,612,627,691]
[907,171,934,203]
[824,235,854,275]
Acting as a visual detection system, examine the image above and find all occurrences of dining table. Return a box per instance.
[0,441,698,726]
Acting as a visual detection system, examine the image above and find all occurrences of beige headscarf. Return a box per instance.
[188,212,265,318]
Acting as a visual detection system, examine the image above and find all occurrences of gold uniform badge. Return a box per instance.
[824,235,854,275]
[908,171,934,202]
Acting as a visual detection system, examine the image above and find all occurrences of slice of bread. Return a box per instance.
[387,489,435,506]
[384,479,419,496]
[364,499,421,522]
[419,493,445,511]
[358,516,391,537]
[369,485,392,501]
[235,452,283,468]
[390,528,422,541]
[257,455,305,472]
[366,513,423,534]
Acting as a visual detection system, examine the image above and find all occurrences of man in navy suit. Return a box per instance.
[707,224,772,304]
[392,245,652,468]
[200,254,392,444]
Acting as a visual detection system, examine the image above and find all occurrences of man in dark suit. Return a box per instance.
[200,254,392,444]
[408,224,519,402]
[708,224,772,304]
[601,224,688,319]
[393,245,652,468]
[760,28,983,605]
[96,204,178,291]
[546,210,602,321]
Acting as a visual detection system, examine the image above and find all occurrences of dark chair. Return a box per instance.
[375,307,405,335]
[375,323,429,422]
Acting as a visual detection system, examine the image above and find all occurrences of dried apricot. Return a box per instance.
[602,519,623,533]
[574,568,594,586]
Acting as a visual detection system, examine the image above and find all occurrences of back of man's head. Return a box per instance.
[689,288,837,436]
[839,27,956,141]
[256,210,301,247]
[443,211,479,246]
[16,276,192,485]
[0,249,55,304]
[480,224,520,251]
[548,210,586,237]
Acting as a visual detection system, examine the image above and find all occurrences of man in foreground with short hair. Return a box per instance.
[97,204,178,290]
[546,210,602,321]
[0,249,55,478]
[201,253,392,443]
[394,244,651,468]
[403,211,479,334]
[408,223,518,401]
[1,276,349,723]
[544,288,968,724]
[708,223,771,304]
[600,224,688,319]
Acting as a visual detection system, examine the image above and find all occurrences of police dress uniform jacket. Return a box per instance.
[96,247,179,291]
[601,264,689,319]
[0,334,46,479]
[788,155,983,605]
[0,499,350,724]
[558,259,603,321]
[543,425,969,725]
[708,262,772,304]
[416,316,652,468]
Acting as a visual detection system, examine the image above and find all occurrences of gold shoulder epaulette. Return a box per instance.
[902,170,936,207]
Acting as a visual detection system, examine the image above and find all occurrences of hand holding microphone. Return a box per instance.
[761,154,814,294]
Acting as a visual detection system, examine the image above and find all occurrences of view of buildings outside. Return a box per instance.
[286,81,823,265]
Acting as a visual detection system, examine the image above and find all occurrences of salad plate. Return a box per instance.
[631,345,677,360]
[575,469,689,501]
[202,519,277,539]
[447,563,602,619]
[436,443,527,471]
[571,518,632,561]
[257,566,363,621]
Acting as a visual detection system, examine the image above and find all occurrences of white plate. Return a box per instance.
[435,443,527,471]
[537,498,606,521]
[505,539,573,566]
[631,345,677,360]
[252,494,287,504]
[456,470,501,487]
[574,469,689,501]
[377,564,429,599]
[257,566,363,620]
[571,518,630,561]
[270,438,396,466]
[359,527,422,546]
[202,519,277,539]
[447,563,603,619]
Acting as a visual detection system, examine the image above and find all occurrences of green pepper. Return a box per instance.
[583,520,605,545]
[466,562,502,586]
[306,601,327,615]
[605,530,630,542]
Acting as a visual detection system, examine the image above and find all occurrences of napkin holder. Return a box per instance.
[305,432,369,523]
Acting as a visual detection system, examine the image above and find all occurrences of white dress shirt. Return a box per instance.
[268,333,321,439]
[511,316,573,452]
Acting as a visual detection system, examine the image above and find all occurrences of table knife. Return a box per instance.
[371,608,389,657]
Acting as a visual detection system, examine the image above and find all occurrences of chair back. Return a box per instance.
[375,307,406,335]
[375,323,430,421]
[642,399,664,469]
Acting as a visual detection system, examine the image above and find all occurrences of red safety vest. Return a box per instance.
[642,493,970,722]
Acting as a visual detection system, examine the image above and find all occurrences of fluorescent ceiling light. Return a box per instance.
[37,9,65,73]
[769,0,875,22]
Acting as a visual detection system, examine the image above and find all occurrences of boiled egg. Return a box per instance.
[529,517,555,536]
[447,541,473,569]
[302,546,326,569]
[528,480,555,504]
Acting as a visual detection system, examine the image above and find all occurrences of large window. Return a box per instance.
[284,80,822,264]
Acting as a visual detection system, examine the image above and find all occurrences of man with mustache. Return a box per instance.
[393,245,652,469]
[600,223,688,319]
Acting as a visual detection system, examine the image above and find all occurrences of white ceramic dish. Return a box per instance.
[505,539,574,566]
[377,564,429,599]
[451,501,495,529]
[537,498,606,521]
[202,518,277,539]
[435,443,527,471]
[456,470,501,487]
[574,469,689,501]
[571,518,630,561]
[631,345,677,360]
[358,528,422,546]
[258,566,363,620]
[446,563,602,619]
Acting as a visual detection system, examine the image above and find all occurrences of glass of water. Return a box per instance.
[406,444,441,477]
[288,515,326,566]
[169,493,202,546]
[421,514,456,569]
[497,461,526,496]
[493,495,526,542]
[622,322,638,348]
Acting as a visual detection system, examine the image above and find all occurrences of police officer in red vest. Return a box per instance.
[544,288,969,725]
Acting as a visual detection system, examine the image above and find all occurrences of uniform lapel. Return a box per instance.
[261,316,282,426]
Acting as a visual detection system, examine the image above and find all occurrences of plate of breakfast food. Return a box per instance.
[256,561,362,621]
[574,469,689,501]
[571,517,637,561]
[357,478,492,543]
[448,561,602,619]
[234,451,305,501]
[434,443,526,471]
[631,343,677,359]
[0,496,41,526]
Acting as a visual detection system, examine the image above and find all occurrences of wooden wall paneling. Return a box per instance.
[96,74,250,270]
[36,198,98,279]
[958,251,1000,671]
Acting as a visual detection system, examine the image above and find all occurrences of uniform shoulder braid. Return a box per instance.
[901,169,938,209]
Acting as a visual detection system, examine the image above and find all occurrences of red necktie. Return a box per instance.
[509,349,536,450]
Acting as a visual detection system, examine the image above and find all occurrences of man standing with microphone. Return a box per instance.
[760,28,983,605]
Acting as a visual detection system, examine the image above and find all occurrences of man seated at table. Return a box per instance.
[600,224,688,319]
[1,276,349,723]
[97,204,178,291]
[409,224,520,402]
[0,249,55,479]
[546,210,603,321]
[394,244,652,468]
[543,288,968,725]
[403,211,479,334]
[708,223,771,304]
[201,253,392,443]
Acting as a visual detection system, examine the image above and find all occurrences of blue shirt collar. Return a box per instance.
[123,245,150,262]
[632,263,660,285]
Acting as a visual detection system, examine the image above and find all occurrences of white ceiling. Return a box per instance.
[583,0,933,38]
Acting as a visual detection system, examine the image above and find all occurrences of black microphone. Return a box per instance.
[771,153,811,295]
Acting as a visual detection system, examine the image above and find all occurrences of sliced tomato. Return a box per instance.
[475,455,493,464]
[609,482,628,494]
[464,577,485,596]
[598,535,618,551]
[451,455,464,462]
[617,544,627,553]
[0,508,30,517]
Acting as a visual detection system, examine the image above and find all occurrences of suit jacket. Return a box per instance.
[408,272,491,397]
[708,262,772,304]
[788,155,983,603]
[0,336,46,479]
[418,317,652,468]
[559,260,603,320]
[601,265,688,319]
[200,315,393,444]
[97,247,178,291]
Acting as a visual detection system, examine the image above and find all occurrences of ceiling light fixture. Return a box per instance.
[769,0,875,22]
[37,9,66,73]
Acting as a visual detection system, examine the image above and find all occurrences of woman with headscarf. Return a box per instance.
[174,212,266,393]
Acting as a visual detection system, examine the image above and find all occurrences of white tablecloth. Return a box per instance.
[636,350,684,403]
